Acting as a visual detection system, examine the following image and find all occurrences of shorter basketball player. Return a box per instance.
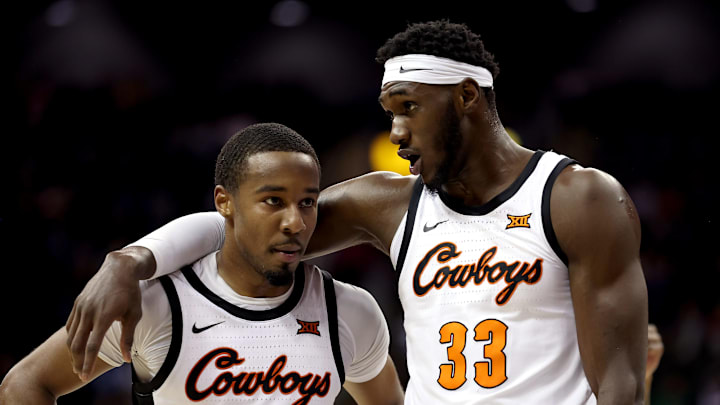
[0,123,404,405]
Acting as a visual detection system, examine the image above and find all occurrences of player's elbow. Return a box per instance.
[386,396,405,405]
[0,366,23,401]
[0,364,56,404]
[597,374,644,405]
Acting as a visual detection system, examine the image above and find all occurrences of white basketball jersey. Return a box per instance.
[390,151,597,404]
[131,263,344,405]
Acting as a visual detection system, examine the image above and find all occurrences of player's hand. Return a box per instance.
[65,246,155,380]
[646,323,664,381]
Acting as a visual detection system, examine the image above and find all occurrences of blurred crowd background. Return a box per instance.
[2,0,719,404]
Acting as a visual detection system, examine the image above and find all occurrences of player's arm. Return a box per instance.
[344,355,404,405]
[65,211,224,379]
[0,328,114,404]
[645,324,664,405]
[65,173,413,380]
[335,279,405,404]
[307,171,415,258]
[553,166,648,405]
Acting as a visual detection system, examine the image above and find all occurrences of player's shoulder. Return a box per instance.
[551,164,640,252]
[553,164,629,209]
[332,277,375,302]
[328,276,384,324]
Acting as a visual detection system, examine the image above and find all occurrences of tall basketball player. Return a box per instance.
[0,123,404,404]
[63,21,647,404]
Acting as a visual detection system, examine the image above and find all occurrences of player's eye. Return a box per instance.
[299,198,316,208]
[264,197,282,206]
[404,101,417,112]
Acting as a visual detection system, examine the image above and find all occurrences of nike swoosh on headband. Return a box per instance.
[399,66,433,73]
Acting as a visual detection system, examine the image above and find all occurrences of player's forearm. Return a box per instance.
[0,369,57,405]
[0,386,55,405]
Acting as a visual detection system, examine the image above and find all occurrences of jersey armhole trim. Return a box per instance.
[395,176,424,280]
[131,275,183,403]
[541,158,577,267]
[320,270,345,384]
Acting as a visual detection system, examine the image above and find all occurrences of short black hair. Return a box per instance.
[376,20,500,106]
[214,123,320,192]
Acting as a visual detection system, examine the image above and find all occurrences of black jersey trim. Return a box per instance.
[395,176,424,280]
[181,263,306,321]
[541,157,577,266]
[131,276,183,404]
[320,270,345,385]
[438,150,545,215]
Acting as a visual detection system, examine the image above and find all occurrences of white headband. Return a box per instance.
[382,54,493,89]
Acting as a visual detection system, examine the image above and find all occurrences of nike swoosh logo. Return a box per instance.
[423,220,448,232]
[192,321,225,334]
[399,66,433,73]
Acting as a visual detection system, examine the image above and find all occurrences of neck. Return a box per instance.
[216,237,292,298]
[441,116,533,206]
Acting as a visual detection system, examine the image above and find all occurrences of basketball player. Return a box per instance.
[0,123,404,404]
[64,21,647,404]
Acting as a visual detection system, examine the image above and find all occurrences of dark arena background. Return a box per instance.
[2,1,719,404]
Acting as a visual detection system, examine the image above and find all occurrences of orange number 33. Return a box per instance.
[438,319,508,390]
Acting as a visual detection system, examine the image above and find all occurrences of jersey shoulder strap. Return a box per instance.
[395,176,425,279]
[320,269,345,384]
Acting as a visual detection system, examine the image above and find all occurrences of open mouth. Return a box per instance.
[397,149,422,175]
[397,150,420,164]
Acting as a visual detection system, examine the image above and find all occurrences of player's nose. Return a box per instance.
[281,205,306,234]
[389,118,410,145]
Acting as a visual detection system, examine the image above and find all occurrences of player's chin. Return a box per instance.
[422,169,443,193]
[264,267,295,286]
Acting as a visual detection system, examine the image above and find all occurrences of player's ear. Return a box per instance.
[457,78,481,112]
[214,185,233,218]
